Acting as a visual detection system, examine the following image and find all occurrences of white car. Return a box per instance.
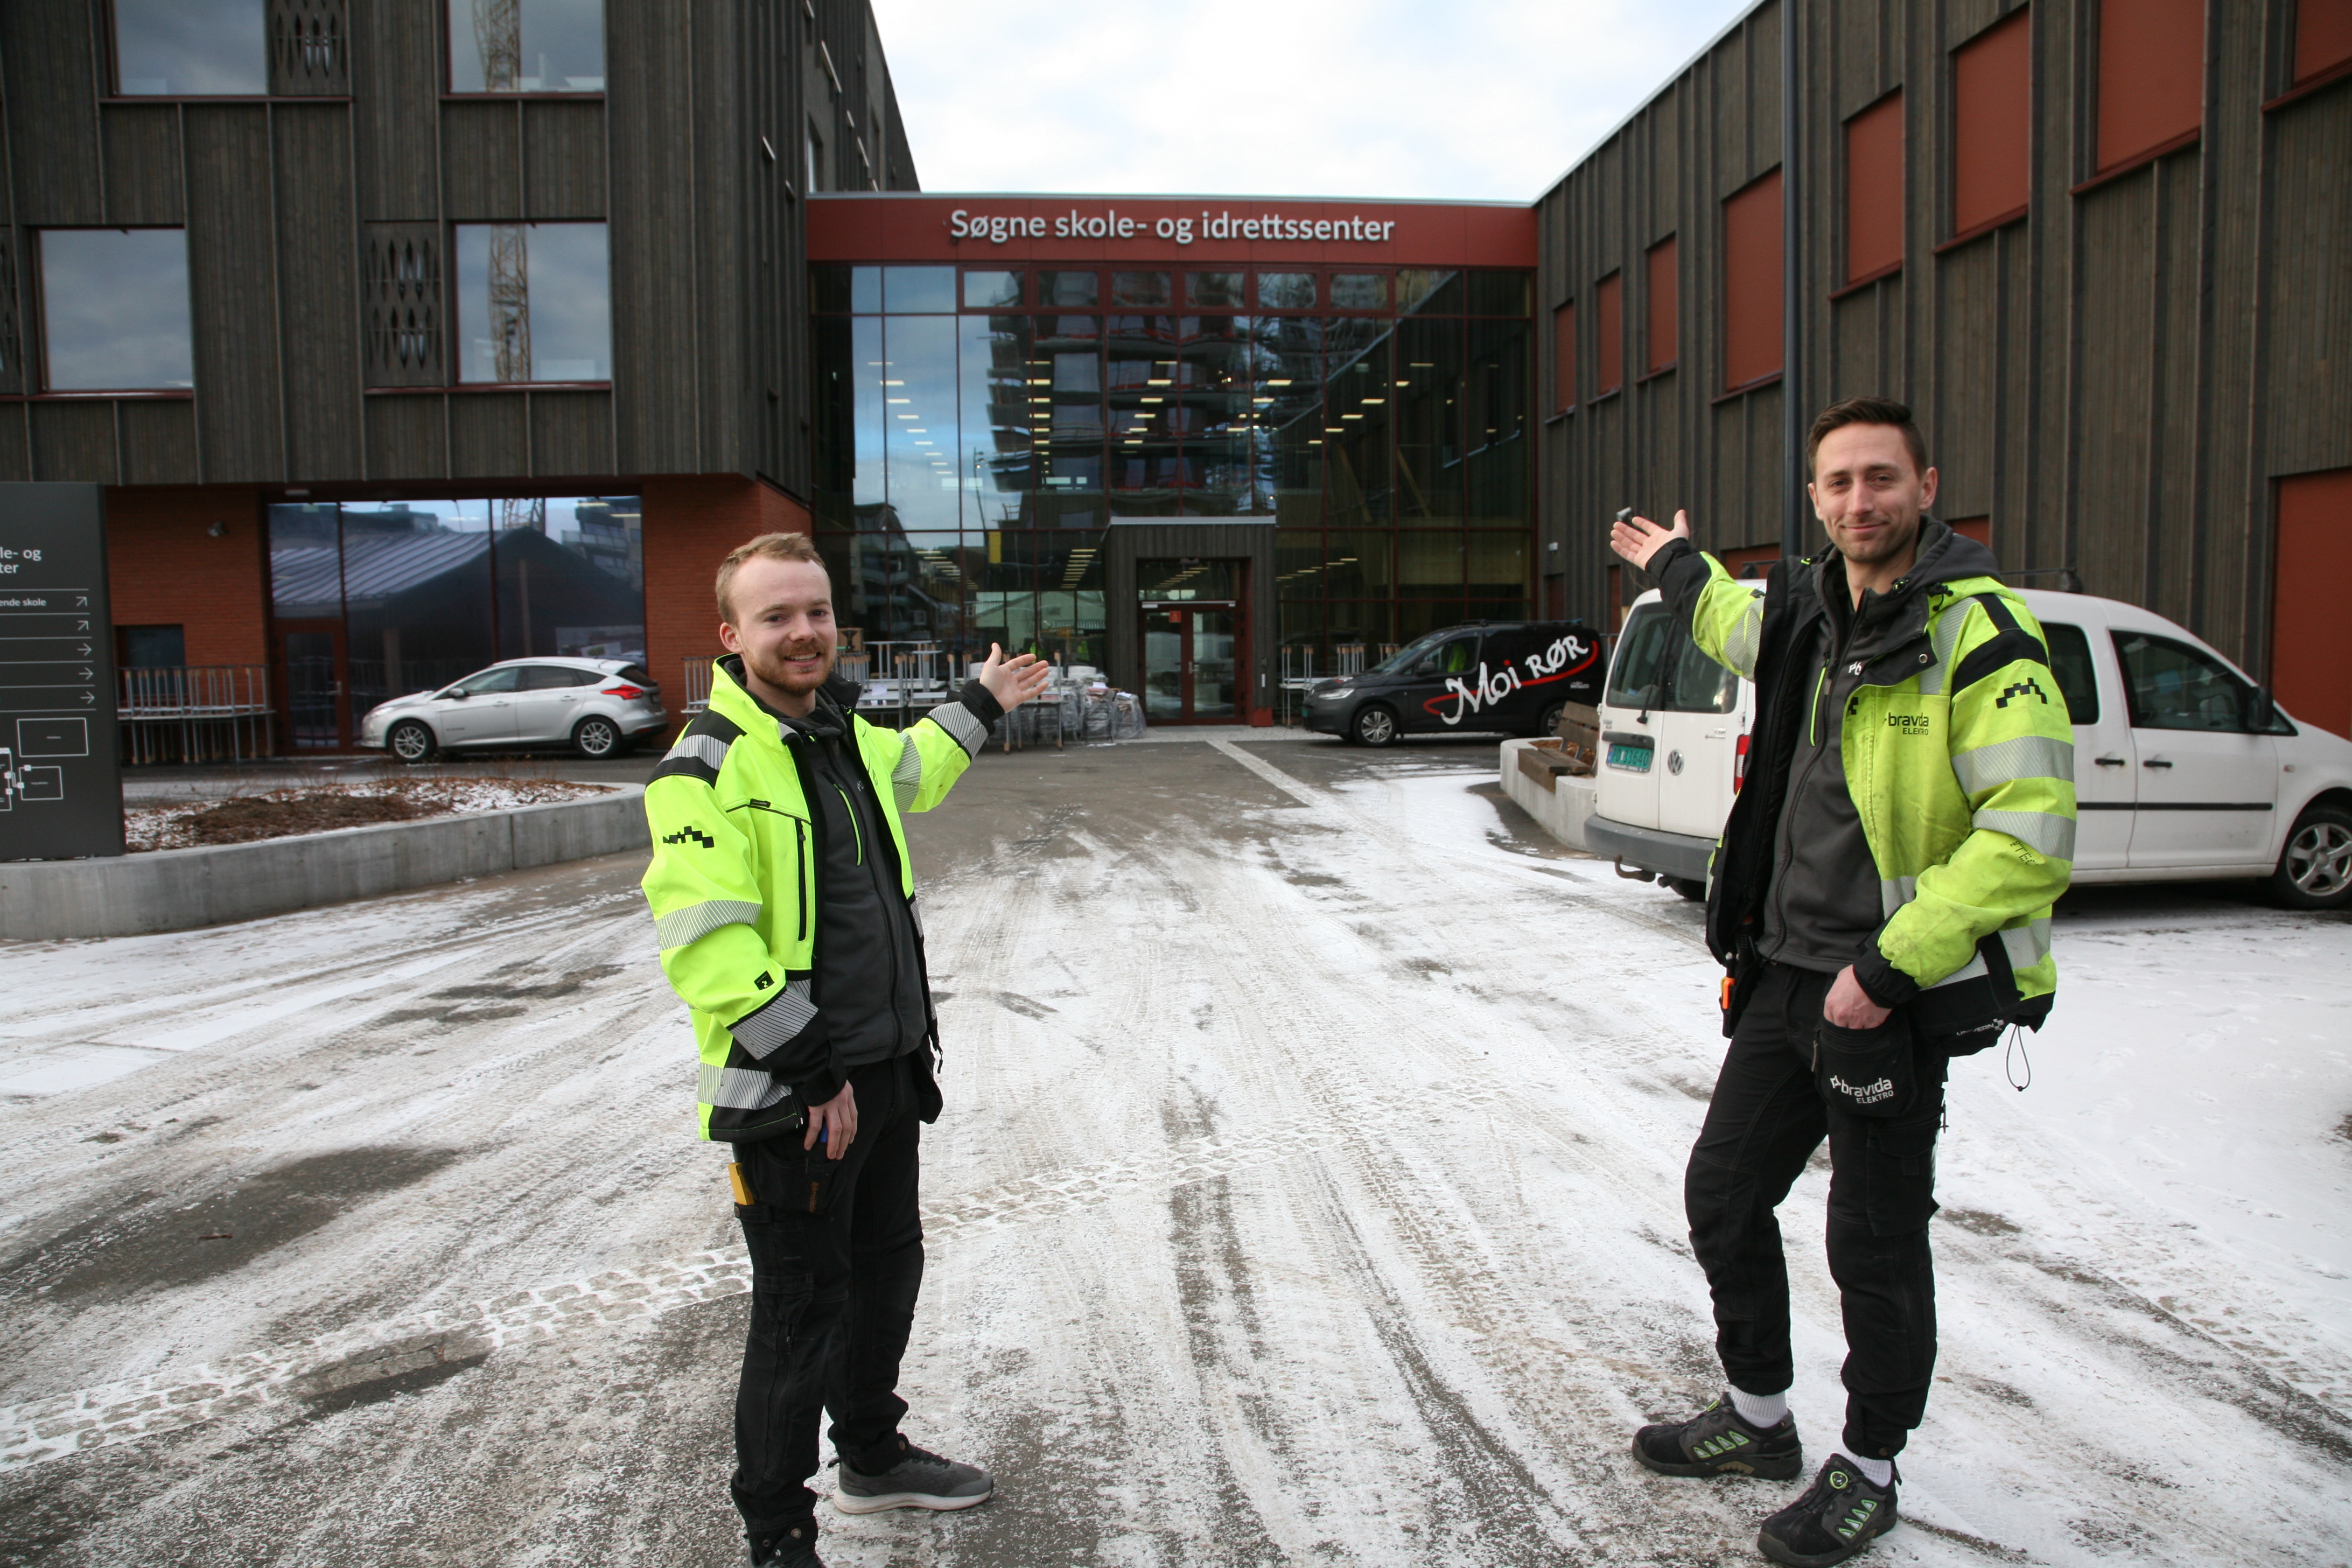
[1586,585,2352,910]
[358,657,668,763]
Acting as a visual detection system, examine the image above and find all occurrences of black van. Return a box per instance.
[1301,621,1604,746]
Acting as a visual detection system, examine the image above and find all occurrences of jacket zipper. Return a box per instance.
[795,818,809,942]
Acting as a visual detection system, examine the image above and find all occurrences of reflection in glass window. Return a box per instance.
[1111,272,1171,306]
[447,0,605,92]
[1040,271,1098,306]
[963,271,1021,309]
[1187,272,1244,307]
[1331,274,1387,310]
[2113,631,2263,732]
[2042,622,2101,724]
[1397,270,1460,313]
[884,266,955,312]
[1258,273,1316,309]
[456,222,610,382]
[40,229,194,390]
[114,0,266,94]
[493,496,645,661]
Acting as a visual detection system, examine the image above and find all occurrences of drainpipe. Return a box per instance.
[1781,0,1807,564]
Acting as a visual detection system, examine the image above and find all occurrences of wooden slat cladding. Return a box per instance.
[184,106,285,481]
[441,99,522,218]
[606,0,700,472]
[363,393,447,479]
[29,400,117,482]
[100,105,185,226]
[120,399,199,485]
[349,0,438,219]
[1536,0,2347,679]
[3,0,105,226]
[524,101,606,218]
[0,231,23,397]
[274,104,361,479]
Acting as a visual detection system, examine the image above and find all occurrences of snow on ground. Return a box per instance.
[0,737,2347,1566]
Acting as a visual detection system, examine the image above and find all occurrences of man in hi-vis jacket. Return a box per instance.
[642,531,1048,1568]
[1609,398,2074,1567]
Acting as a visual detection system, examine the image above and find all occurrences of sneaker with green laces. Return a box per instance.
[1755,1454,1899,1566]
[1632,1392,1804,1480]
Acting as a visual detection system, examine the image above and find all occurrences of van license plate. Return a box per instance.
[1607,743,1652,772]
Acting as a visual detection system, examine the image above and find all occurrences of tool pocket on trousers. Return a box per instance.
[1815,1012,1915,1119]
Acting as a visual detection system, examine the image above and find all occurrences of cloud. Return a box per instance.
[873,0,1752,201]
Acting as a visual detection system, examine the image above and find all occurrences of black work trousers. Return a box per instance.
[1685,962,1949,1460]
[730,1052,925,1537]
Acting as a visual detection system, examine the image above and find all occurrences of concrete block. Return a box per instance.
[1499,739,1599,851]
[0,786,646,941]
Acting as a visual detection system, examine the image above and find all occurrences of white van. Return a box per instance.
[1585,585,2352,910]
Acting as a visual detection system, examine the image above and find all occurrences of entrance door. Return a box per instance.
[275,621,349,750]
[1140,605,1242,722]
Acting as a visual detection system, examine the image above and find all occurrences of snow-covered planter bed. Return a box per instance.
[124,780,616,853]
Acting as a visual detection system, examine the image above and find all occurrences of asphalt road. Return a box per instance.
[2,732,2347,1566]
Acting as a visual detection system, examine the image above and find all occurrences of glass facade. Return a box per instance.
[810,262,1534,669]
[267,496,642,747]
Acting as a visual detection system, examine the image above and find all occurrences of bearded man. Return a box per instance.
[641,531,1049,1567]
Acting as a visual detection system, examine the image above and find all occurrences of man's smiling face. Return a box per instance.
[720,555,837,702]
[1808,423,1938,571]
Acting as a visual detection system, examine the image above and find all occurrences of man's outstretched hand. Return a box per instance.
[978,642,1054,712]
[1608,509,1692,575]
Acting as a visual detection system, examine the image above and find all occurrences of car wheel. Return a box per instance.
[572,715,622,759]
[2264,802,2352,911]
[387,719,436,765]
[1664,876,1707,902]
[1352,704,1399,747]
[1535,700,1567,738]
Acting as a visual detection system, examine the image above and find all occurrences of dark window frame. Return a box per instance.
[440,0,607,99]
[32,225,197,397]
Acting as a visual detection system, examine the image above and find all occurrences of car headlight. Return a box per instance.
[1317,687,1354,702]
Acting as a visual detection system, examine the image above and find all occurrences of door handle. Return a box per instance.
[2095,754,2127,766]
[2142,758,2173,768]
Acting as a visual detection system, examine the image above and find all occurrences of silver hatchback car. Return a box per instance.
[358,657,668,762]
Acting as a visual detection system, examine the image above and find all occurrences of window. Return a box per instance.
[1187,272,1243,307]
[113,0,266,95]
[1040,271,1098,307]
[455,222,610,383]
[520,664,596,689]
[2096,0,2202,172]
[1111,272,1171,307]
[1953,11,2031,236]
[1644,237,1677,374]
[806,123,827,192]
[447,0,603,92]
[1331,274,1387,310]
[1593,272,1622,395]
[2041,622,2102,724]
[1721,170,1783,390]
[1607,604,1738,713]
[1257,272,1315,309]
[1552,300,1576,411]
[2295,0,2352,87]
[963,271,1021,309]
[2113,631,2285,733]
[39,229,194,391]
[453,665,522,695]
[1844,91,1904,283]
[117,625,186,668]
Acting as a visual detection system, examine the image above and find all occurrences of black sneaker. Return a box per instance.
[1632,1392,1804,1479]
[748,1520,822,1567]
[832,1435,994,1514]
[1756,1455,1899,1566]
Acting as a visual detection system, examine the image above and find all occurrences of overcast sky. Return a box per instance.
[874,0,1754,203]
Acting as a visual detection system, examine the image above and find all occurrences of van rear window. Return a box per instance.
[2040,624,2099,725]
[1606,605,1737,713]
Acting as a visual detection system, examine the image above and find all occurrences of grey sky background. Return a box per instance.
[874,0,1754,202]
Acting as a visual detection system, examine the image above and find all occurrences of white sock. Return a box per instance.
[1727,1386,1789,1427]
[1835,1451,1895,1488]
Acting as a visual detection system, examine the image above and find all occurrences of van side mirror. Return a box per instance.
[2249,685,2278,732]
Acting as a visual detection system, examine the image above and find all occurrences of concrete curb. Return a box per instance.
[1497,739,1598,851]
[0,787,648,941]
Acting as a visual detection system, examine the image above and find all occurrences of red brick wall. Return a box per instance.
[103,485,268,666]
[641,474,810,724]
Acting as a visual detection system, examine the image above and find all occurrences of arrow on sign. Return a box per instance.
[79,691,94,705]
[76,645,91,656]
[79,667,93,679]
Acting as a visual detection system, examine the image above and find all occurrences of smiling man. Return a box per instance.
[640,531,1048,1568]
[1608,398,2075,1565]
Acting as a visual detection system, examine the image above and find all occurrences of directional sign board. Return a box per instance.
[0,485,122,859]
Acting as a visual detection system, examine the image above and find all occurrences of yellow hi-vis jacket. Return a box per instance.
[640,657,988,1140]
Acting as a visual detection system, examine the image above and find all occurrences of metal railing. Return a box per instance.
[117,666,275,764]
[680,657,715,714]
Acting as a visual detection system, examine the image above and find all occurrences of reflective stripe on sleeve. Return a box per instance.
[1922,950,1990,990]
[1951,734,2075,796]
[664,732,733,772]
[1917,597,1983,697]
[1971,807,2076,860]
[653,899,762,950]
[730,979,818,1059]
[697,1061,793,1111]
[2000,919,2053,974]
[1879,875,1919,919]
[892,733,924,811]
[927,699,988,759]
[1722,598,1764,678]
